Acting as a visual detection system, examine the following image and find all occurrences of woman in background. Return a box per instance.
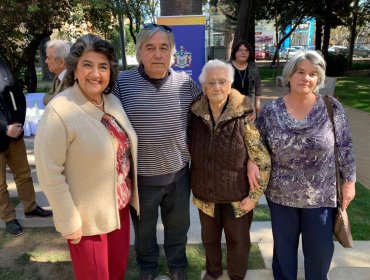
[35,34,139,280]
[230,40,262,122]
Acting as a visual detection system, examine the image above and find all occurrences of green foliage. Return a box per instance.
[348,182,370,240]
[326,52,349,76]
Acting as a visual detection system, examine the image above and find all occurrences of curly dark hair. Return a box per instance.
[64,34,118,94]
[230,40,255,62]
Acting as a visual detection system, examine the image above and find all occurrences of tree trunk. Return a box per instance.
[348,0,360,69]
[315,18,323,51]
[233,0,254,49]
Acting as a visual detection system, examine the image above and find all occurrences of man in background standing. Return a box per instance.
[43,39,70,105]
[0,58,52,237]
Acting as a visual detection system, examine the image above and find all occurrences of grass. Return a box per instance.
[335,76,370,113]
[348,182,370,240]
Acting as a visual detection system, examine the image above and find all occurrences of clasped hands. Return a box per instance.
[240,159,260,212]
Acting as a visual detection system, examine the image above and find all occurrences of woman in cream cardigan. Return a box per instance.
[35,34,138,280]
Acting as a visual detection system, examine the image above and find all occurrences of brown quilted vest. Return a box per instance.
[189,113,250,202]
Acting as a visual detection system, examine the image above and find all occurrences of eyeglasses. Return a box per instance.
[206,80,230,88]
[143,23,172,33]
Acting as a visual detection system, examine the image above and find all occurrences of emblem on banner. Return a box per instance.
[175,46,192,69]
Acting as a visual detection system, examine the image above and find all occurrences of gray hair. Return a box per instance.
[64,34,118,94]
[46,39,70,60]
[282,50,326,93]
[198,59,234,85]
[135,27,176,65]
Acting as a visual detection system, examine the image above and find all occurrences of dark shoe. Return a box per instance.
[168,270,186,280]
[25,205,52,218]
[139,270,158,280]
[5,219,23,236]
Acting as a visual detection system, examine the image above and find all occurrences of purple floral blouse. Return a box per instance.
[257,95,356,208]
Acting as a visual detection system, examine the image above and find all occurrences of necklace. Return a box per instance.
[92,100,104,107]
[237,68,247,88]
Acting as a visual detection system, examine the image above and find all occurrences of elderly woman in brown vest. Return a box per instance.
[189,59,271,280]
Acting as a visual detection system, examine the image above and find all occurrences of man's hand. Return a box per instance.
[6,123,23,138]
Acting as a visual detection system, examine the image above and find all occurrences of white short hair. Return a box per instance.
[199,59,234,85]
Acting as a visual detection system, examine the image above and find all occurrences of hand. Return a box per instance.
[240,197,256,212]
[64,228,83,244]
[248,111,257,122]
[247,159,260,193]
[6,123,23,138]
[341,181,355,210]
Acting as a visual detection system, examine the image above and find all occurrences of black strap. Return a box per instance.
[323,95,342,205]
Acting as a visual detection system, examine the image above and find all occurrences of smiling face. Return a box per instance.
[203,67,232,106]
[74,51,110,99]
[139,31,172,79]
[289,60,319,95]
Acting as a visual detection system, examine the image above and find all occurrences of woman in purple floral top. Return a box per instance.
[257,51,356,280]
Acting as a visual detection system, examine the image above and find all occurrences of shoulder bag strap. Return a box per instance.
[323,95,342,205]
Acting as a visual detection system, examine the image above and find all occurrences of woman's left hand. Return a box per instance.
[240,197,256,212]
[341,181,356,210]
[247,159,260,192]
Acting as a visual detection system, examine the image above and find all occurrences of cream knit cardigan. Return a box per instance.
[34,83,139,237]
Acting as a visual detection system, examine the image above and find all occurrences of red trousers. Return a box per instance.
[68,206,130,280]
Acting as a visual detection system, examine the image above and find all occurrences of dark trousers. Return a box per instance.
[0,139,36,221]
[268,199,335,280]
[199,204,253,280]
[130,170,190,273]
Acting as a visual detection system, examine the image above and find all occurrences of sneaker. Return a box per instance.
[25,205,52,218]
[5,219,23,236]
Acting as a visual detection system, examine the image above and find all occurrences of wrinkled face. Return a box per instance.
[235,44,250,63]
[74,51,110,98]
[203,67,232,105]
[289,60,319,95]
[45,47,65,75]
[139,31,172,79]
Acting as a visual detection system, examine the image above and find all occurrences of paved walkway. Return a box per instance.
[1,84,370,279]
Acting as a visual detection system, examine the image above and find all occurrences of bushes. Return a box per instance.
[326,52,348,76]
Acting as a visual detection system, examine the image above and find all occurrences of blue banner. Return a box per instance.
[158,16,206,85]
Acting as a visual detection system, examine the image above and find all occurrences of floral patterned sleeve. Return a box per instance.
[331,97,356,182]
[243,120,271,203]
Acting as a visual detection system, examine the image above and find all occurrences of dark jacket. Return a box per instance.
[0,61,26,152]
[189,89,254,203]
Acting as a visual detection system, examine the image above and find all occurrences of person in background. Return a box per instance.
[189,59,271,280]
[43,39,70,105]
[113,23,202,280]
[257,50,356,280]
[230,41,261,122]
[34,34,139,280]
[0,58,52,237]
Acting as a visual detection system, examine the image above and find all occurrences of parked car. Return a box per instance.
[328,45,348,54]
[265,47,277,60]
[353,45,370,58]
[255,48,266,60]
[280,47,300,59]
